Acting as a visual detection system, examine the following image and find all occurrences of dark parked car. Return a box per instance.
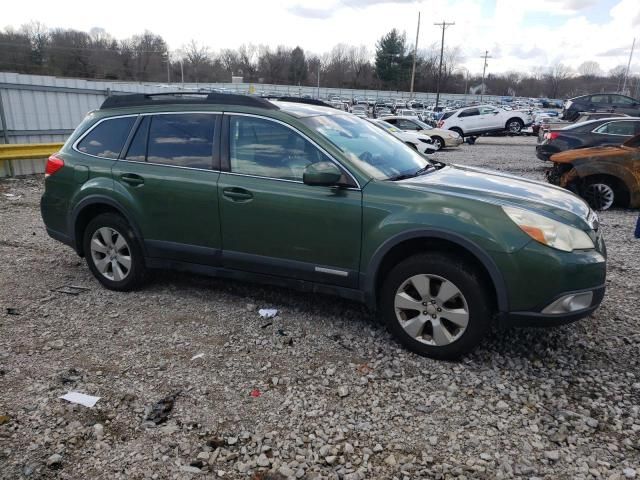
[546,134,640,210]
[536,117,640,161]
[563,93,640,121]
[40,92,606,359]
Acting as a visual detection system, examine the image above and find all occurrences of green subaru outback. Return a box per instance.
[40,93,606,359]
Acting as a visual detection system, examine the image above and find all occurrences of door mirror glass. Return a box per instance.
[303,161,342,186]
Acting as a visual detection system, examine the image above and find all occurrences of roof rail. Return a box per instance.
[100,92,279,110]
[268,96,335,109]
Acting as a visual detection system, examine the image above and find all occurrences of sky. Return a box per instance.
[2,0,640,75]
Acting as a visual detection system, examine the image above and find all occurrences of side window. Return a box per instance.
[479,107,496,115]
[595,121,635,136]
[229,116,329,181]
[609,122,637,136]
[590,95,609,104]
[458,108,479,118]
[611,95,636,106]
[384,118,397,125]
[397,119,419,130]
[125,116,150,162]
[147,114,215,169]
[77,117,136,158]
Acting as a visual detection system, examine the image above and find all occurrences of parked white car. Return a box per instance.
[367,119,437,155]
[380,116,463,151]
[351,104,369,118]
[438,104,533,138]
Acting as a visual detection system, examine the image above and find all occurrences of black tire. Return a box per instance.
[466,136,477,145]
[83,213,146,291]
[582,176,629,210]
[449,127,463,138]
[379,253,493,360]
[431,136,444,151]
[506,118,524,134]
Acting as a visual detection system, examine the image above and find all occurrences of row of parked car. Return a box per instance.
[535,93,640,211]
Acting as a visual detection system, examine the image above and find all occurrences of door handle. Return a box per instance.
[222,187,253,201]
[120,173,144,187]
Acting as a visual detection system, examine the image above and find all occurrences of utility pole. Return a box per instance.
[622,37,635,95]
[480,50,492,102]
[317,67,320,99]
[434,20,454,111]
[166,54,171,84]
[409,12,421,96]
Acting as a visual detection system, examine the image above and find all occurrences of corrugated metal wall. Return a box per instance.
[0,71,515,177]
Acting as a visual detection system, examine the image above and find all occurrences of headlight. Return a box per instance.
[502,206,594,252]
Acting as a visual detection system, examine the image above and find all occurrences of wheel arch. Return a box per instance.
[69,195,146,257]
[363,229,508,313]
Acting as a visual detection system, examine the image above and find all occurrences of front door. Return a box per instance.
[112,112,222,265]
[218,114,362,288]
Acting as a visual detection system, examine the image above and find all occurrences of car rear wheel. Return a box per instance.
[431,136,444,150]
[506,118,524,133]
[83,213,145,291]
[380,253,492,359]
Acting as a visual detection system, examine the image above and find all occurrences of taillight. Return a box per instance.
[548,132,560,141]
[45,154,64,177]
[437,121,444,128]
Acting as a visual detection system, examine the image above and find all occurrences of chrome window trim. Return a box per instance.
[591,119,639,136]
[72,113,139,160]
[111,157,220,173]
[72,111,221,162]
[227,112,362,190]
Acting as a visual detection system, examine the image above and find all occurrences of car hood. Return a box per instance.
[398,164,593,229]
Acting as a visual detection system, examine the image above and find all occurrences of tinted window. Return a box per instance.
[479,107,497,115]
[610,95,636,106]
[229,116,329,181]
[147,114,215,169]
[125,116,150,162]
[590,95,609,104]
[594,121,636,136]
[77,117,135,158]
[458,108,479,118]
[384,118,397,125]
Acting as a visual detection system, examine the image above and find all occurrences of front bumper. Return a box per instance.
[535,144,557,161]
[445,136,464,147]
[503,285,605,327]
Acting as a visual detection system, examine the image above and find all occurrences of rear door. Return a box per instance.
[478,106,502,129]
[217,113,362,288]
[610,95,640,117]
[456,107,481,133]
[112,112,222,265]
[588,94,611,112]
[590,120,639,146]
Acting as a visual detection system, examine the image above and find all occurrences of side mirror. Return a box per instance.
[303,161,342,186]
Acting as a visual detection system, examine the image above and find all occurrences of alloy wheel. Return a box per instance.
[394,274,469,346]
[584,183,614,210]
[90,227,132,281]
[508,121,522,133]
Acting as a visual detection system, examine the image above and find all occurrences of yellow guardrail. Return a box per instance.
[0,143,64,177]
[0,143,64,160]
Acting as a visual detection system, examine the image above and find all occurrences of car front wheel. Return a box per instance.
[431,136,444,150]
[380,253,492,359]
[506,118,524,133]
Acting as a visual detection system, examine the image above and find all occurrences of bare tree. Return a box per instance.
[545,63,572,98]
[578,61,601,78]
[184,40,210,82]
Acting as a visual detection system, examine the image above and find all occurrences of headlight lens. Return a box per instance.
[502,206,594,252]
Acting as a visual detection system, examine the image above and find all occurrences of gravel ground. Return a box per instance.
[1,136,639,480]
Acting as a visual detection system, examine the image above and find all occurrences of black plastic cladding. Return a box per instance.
[100,92,279,110]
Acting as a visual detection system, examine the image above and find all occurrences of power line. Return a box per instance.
[433,20,454,111]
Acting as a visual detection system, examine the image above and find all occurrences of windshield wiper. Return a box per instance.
[387,164,435,181]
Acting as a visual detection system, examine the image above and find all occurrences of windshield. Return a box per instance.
[302,114,431,180]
